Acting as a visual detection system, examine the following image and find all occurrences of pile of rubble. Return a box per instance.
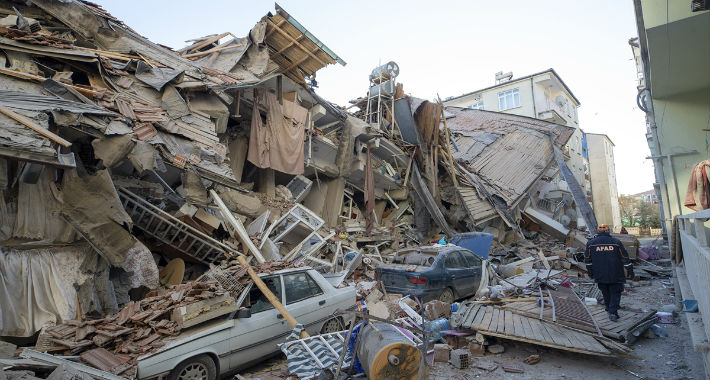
[38,281,234,377]
[0,1,662,380]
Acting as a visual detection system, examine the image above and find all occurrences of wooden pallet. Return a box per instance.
[458,305,633,357]
[503,301,657,342]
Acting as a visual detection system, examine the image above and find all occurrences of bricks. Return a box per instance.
[449,349,469,369]
[41,281,229,374]
[445,335,468,349]
[433,344,450,363]
[469,342,485,356]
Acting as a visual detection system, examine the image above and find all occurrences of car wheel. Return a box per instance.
[320,317,344,334]
[168,355,216,380]
[439,288,455,303]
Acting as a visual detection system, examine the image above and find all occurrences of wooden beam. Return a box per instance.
[538,250,551,270]
[210,190,266,264]
[275,34,304,54]
[264,17,287,39]
[236,255,309,338]
[177,32,231,54]
[265,18,329,67]
[233,90,241,117]
[181,44,243,58]
[280,49,319,76]
[0,106,71,147]
[277,75,283,105]
[437,94,459,187]
[0,68,101,98]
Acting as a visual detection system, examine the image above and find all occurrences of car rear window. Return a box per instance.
[283,272,323,304]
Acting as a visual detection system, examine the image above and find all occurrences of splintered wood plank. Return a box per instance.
[504,310,515,335]
[497,308,506,334]
[492,307,500,332]
[536,319,557,344]
[526,317,549,343]
[471,306,487,329]
[464,305,482,327]
[546,323,576,348]
[479,307,494,331]
[520,314,537,340]
[561,324,590,349]
[512,313,525,338]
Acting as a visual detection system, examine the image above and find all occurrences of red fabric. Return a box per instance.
[684,160,710,211]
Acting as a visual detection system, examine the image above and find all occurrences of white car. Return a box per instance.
[136,268,356,380]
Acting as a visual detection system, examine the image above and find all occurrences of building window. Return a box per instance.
[498,89,520,111]
[467,102,484,110]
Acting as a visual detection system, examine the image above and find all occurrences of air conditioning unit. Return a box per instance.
[691,0,709,11]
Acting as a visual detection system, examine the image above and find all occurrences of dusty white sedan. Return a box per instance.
[136,268,356,380]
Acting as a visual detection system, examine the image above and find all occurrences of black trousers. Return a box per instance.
[598,283,623,314]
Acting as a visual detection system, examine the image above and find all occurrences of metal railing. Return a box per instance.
[677,209,710,371]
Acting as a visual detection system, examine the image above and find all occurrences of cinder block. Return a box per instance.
[450,348,469,369]
[433,344,450,363]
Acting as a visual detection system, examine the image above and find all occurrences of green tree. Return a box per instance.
[636,200,661,228]
[618,195,636,227]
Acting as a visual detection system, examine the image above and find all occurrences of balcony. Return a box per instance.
[538,101,572,126]
[677,209,710,376]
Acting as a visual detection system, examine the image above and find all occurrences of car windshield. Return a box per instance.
[248,276,282,313]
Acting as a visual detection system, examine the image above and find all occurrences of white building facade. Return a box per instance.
[586,133,622,231]
[444,69,601,230]
[444,69,587,190]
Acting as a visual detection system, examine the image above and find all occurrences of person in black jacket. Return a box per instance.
[584,224,634,321]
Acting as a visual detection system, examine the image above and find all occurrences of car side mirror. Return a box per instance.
[236,308,252,319]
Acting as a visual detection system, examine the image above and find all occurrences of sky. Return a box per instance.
[100,0,655,195]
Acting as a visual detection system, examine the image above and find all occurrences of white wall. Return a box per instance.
[587,134,622,231]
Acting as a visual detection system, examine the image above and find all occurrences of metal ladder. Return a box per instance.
[117,187,231,264]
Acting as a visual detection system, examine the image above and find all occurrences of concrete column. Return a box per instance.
[228,137,248,183]
[323,177,345,227]
[258,168,275,197]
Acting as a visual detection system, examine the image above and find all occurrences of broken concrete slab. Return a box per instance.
[215,186,262,217]
[92,135,135,168]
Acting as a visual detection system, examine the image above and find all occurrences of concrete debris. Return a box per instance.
[523,354,541,365]
[0,2,662,380]
[487,344,505,354]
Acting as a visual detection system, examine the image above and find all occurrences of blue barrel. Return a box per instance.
[449,232,494,260]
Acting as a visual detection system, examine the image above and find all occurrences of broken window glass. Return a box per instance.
[248,276,282,313]
[284,272,323,304]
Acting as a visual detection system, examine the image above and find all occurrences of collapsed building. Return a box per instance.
[0,2,634,379]
[0,0,597,338]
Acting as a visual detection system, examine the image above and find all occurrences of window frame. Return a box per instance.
[467,101,484,110]
[247,275,284,314]
[444,251,466,269]
[283,271,324,305]
[459,250,483,268]
[498,88,520,111]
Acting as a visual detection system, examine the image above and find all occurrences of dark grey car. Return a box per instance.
[374,245,484,303]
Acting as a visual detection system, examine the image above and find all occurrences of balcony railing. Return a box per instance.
[677,209,710,374]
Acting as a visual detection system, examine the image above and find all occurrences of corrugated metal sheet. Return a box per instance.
[445,108,574,147]
[469,130,552,204]
[457,186,498,225]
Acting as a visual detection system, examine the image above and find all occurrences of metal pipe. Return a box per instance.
[634,0,673,237]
